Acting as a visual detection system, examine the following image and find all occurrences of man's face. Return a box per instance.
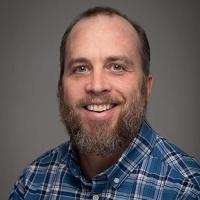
[60,15,152,155]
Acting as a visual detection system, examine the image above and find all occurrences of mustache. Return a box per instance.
[76,94,125,107]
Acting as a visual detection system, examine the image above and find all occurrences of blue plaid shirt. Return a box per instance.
[10,122,200,199]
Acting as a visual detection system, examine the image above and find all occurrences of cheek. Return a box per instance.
[63,89,76,107]
[62,80,73,103]
[62,79,84,106]
[116,80,140,96]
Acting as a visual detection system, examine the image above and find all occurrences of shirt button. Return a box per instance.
[92,194,99,200]
[114,177,119,184]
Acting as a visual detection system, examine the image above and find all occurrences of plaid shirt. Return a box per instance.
[10,121,200,200]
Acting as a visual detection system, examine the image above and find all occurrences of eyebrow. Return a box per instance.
[105,56,134,66]
[66,57,91,68]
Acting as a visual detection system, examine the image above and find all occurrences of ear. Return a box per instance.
[146,74,153,97]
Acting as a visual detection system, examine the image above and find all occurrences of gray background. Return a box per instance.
[1,0,200,199]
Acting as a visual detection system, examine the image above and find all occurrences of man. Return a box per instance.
[10,7,200,200]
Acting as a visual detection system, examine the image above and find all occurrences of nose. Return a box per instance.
[85,69,111,94]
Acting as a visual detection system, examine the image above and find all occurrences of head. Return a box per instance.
[59,7,150,88]
[58,7,153,155]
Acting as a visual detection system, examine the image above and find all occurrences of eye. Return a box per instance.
[111,63,124,71]
[73,65,89,73]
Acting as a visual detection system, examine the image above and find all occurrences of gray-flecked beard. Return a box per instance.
[58,80,147,156]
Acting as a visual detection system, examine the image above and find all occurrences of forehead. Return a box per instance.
[65,14,141,62]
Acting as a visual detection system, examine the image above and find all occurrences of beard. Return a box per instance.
[58,78,147,156]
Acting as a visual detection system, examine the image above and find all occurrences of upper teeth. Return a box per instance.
[87,105,112,112]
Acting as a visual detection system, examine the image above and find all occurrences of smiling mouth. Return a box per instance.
[84,104,116,112]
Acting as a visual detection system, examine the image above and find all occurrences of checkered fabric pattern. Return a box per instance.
[10,121,200,199]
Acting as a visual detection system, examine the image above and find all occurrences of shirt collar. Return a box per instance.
[105,121,157,189]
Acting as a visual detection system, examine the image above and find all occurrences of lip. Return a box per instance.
[80,105,118,121]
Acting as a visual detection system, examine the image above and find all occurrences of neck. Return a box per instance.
[78,145,128,179]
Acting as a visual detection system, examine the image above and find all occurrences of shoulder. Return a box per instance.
[9,143,71,199]
[19,142,71,185]
[150,130,200,191]
[22,142,70,177]
[30,142,70,165]
[24,142,70,175]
